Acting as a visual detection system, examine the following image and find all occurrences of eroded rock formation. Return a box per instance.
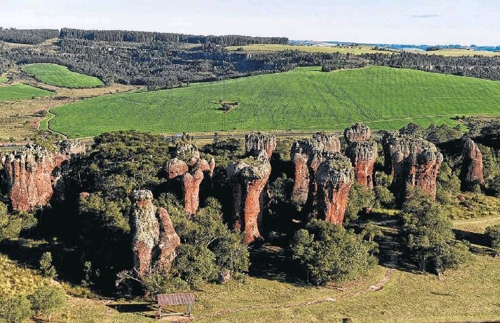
[344,124,377,189]
[163,144,214,215]
[245,133,277,159]
[460,137,485,191]
[131,190,180,278]
[290,133,341,205]
[227,151,271,244]
[383,134,443,201]
[1,141,86,212]
[315,153,354,225]
[346,141,378,189]
[344,123,372,143]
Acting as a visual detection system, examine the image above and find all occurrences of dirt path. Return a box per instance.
[196,268,395,320]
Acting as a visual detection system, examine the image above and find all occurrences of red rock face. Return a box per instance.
[344,123,372,143]
[245,133,277,159]
[383,134,443,201]
[1,144,56,212]
[227,152,271,244]
[131,190,180,277]
[460,137,485,191]
[1,141,87,212]
[182,169,204,216]
[315,153,354,225]
[346,141,378,189]
[164,145,214,216]
[290,134,341,205]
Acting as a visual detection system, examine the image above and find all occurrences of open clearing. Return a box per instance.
[50,66,500,138]
[23,63,104,88]
[0,84,52,101]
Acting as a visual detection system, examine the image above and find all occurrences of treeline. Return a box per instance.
[4,39,367,88]
[362,52,500,82]
[0,28,59,45]
[59,28,288,46]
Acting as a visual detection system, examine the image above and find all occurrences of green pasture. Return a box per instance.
[23,63,104,88]
[49,66,500,138]
[0,84,52,100]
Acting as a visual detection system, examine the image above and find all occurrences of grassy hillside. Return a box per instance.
[23,63,104,88]
[50,66,500,138]
[0,84,52,101]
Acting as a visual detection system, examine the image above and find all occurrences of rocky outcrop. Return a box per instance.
[131,190,180,278]
[290,133,341,205]
[227,151,271,244]
[344,124,377,189]
[163,144,214,216]
[315,153,355,225]
[383,134,443,201]
[346,141,378,189]
[344,123,372,143]
[460,137,485,191]
[245,133,277,159]
[1,141,85,212]
[1,144,57,212]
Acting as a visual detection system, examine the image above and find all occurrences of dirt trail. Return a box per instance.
[196,268,395,320]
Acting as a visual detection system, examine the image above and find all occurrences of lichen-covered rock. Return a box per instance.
[227,151,271,244]
[176,143,200,167]
[164,158,189,180]
[245,133,277,159]
[383,133,443,201]
[131,190,180,277]
[290,134,341,205]
[315,153,355,225]
[344,123,372,143]
[460,137,485,191]
[56,140,86,166]
[346,141,378,189]
[1,144,57,212]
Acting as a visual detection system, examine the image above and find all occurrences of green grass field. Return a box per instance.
[23,63,104,88]
[50,66,500,138]
[0,84,53,100]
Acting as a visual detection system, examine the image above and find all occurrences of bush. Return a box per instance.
[28,286,66,322]
[485,225,500,253]
[0,295,33,323]
[39,252,57,278]
[291,219,375,285]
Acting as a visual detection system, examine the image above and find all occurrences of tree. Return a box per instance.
[39,252,57,278]
[400,188,470,274]
[0,202,37,242]
[485,225,500,255]
[173,244,217,287]
[0,295,32,323]
[345,183,375,222]
[28,286,66,322]
[291,220,375,285]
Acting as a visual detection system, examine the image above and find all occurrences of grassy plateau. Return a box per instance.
[0,84,52,101]
[50,66,500,138]
[23,63,104,88]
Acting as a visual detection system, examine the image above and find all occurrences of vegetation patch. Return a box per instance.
[23,63,104,88]
[50,67,500,138]
[0,84,52,101]
[0,76,7,83]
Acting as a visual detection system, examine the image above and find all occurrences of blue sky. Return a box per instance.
[1,0,498,45]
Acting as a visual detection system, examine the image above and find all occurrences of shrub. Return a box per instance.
[28,286,66,322]
[485,225,500,253]
[0,295,32,323]
[39,252,57,278]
